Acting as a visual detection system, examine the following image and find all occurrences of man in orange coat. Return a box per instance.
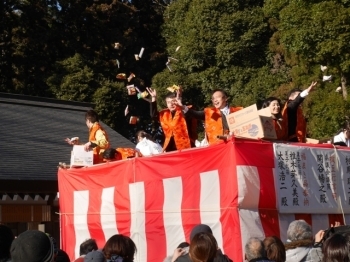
[181,89,243,145]
[282,81,317,143]
[66,110,110,164]
[147,87,196,152]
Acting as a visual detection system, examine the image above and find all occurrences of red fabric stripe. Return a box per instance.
[181,165,201,243]
[220,142,242,262]
[144,179,166,262]
[87,188,105,248]
[58,169,76,260]
[114,181,132,237]
[328,214,344,227]
[295,214,312,226]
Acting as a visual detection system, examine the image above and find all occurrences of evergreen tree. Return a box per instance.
[152,0,287,111]
[264,0,350,138]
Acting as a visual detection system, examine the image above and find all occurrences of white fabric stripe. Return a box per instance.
[129,182,146,262]
[239,209,265,256]
[312,214,329,234]
[163,177,185,257]
[199,170,224,252]
[278,213,296,242]
[237,165,260,208]
[101,187,118,241]
[73,190,90,259]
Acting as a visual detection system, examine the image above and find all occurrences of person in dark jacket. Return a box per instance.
[174,224,232,262]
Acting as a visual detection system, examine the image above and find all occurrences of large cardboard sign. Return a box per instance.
[226,104,277,140]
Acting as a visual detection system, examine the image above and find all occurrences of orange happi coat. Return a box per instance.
[204,107,243,145]
[89,122,110,164]
[159,108,191,150]
[282,103,306,142]
[116,148,140,160]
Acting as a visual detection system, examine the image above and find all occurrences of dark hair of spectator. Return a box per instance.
[287,88,302,100]
[189,232,217,262]
[79,239,98,256]
[165,93,176,100]
[177,242,189,249]
[322,233,350,262]
[103,148,117,160]
[136,130,155,142]
[261,97,282,110]
[56,249,70,262]
[0,224,14,262]
[212,89,228,99]
[103,234,137,262]
[85,110,99,123]
[263,236,286,262]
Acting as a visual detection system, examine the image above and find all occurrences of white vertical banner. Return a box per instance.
[336,149,350,213]
[273,144,341,213]
[129,182,146,262]
[199,170,223,253]
[101,187,118,241]
[73,190,90,259]
[163,177,185,257]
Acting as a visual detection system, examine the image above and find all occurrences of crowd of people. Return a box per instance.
[1,220,350,262]
[63,82,350,166]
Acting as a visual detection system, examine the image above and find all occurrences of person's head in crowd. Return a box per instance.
[10,230,55,262]
[84,250,105,262]
[85,110,99,129]
[322,233,350,262]
[136,130,154,143]
[177,242,189,249]
[56,249,70,262]
[0,224,14,262]
[162,242,190,262]
[261,97,283,118]
[165,92,178,112]
[190,224,213,241]
[103,234,137,262]
[287,88,302,101]
[263,236,286,262]
[80,239,98,256]
[287,220,313,242]
[245,237,267,262]
[103,148,117,162]
[189,232,217,262]
[211,89,229,110]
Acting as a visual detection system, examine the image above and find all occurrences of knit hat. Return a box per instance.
[10,230,54,262]
[190,224,213,241]
[84,250,105,262]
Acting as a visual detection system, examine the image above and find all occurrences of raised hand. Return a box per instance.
[146,87,156,102]
[308,81,317,92]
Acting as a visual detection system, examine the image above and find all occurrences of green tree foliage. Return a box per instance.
[0,0,166,139]
[264,0,350,138]
[152,0,288,110]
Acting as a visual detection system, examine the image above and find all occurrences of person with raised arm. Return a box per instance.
[179,89,243,145]
[147,87,195,152]
[282,81,317,142]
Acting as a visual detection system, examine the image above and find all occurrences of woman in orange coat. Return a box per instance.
[261,97,287,141]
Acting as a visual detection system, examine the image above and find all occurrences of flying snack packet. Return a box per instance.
[116,73,126,80]
[137,91,149,99]
[167,84,180,93]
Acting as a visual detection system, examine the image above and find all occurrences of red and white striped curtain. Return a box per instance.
[58,139,350,262]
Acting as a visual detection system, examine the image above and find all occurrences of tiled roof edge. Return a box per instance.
[0,92,95,109]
